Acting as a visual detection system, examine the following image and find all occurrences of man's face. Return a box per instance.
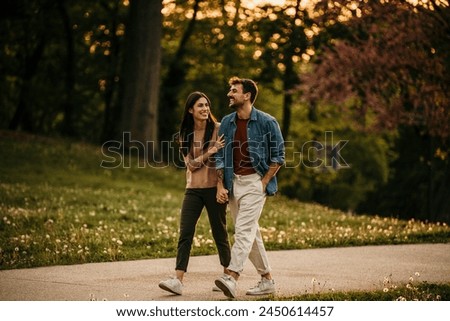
[227,84,247,109]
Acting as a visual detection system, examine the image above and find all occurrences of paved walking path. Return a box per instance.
[1,243,449,301]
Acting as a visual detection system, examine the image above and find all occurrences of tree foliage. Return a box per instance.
[301,0,450,140]
[297,0,450,222]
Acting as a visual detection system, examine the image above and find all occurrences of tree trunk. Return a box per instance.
[101,1,122,143]
[118,0,162,160]
[281,0,302,139]
[57,0,76,137]
[158,0,201,146]
[8,35,46,132]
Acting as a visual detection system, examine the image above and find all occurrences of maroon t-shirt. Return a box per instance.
[233,118,256,175]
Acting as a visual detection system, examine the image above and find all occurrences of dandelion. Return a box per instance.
[415,272,420,277]
[116,239,123,245]
[311,277,318,294]
[193,237,200,247]
[409,276,414,282]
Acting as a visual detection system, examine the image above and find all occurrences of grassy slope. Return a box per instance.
[1,130,449,271]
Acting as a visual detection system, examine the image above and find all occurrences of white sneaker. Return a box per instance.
[246,278,275,295]
[214,274,237,298]
[158,277,183,295]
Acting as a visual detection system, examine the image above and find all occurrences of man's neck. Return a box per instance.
[235,103,252,120]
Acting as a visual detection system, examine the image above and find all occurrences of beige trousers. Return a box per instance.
[227,173,271,275]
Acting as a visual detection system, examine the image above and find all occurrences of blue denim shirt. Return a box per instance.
[216,107,285,196]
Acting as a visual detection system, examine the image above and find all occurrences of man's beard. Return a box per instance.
[229,101,240,109]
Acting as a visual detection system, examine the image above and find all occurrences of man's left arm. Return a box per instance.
[261,162,282,191]
[262,118,285,190]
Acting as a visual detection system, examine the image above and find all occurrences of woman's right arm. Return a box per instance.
[184,135,225,172]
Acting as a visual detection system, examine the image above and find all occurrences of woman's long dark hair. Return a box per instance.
[179,91,218,157]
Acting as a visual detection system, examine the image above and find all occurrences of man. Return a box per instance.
[215,76,285,298]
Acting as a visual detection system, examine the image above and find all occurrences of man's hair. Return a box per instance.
[228,76,258,104]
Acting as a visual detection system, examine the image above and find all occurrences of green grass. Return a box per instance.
[272,281,450,301]
[1,130,449,270]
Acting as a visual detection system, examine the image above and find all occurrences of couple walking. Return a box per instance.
[158,76,285,298]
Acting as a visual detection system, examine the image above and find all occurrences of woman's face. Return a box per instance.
[189,97,210,122]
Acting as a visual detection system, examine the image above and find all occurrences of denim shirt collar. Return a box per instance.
[228,106,258,123]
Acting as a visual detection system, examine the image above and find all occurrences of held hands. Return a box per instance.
[216,187,229,204]
[208,134,225,154]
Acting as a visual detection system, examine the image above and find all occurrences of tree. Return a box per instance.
[56,0,76,137]
[117,0,162,159]
[299,0,450,222]
[100,0,128,143]
[248,1,311,138]
[301,0,450,140]
[4,0,52,132]
[159,0,202,149]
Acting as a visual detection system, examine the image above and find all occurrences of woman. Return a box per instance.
[158,91,231,295]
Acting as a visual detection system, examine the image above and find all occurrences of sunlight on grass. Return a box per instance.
[1,131,449,269]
